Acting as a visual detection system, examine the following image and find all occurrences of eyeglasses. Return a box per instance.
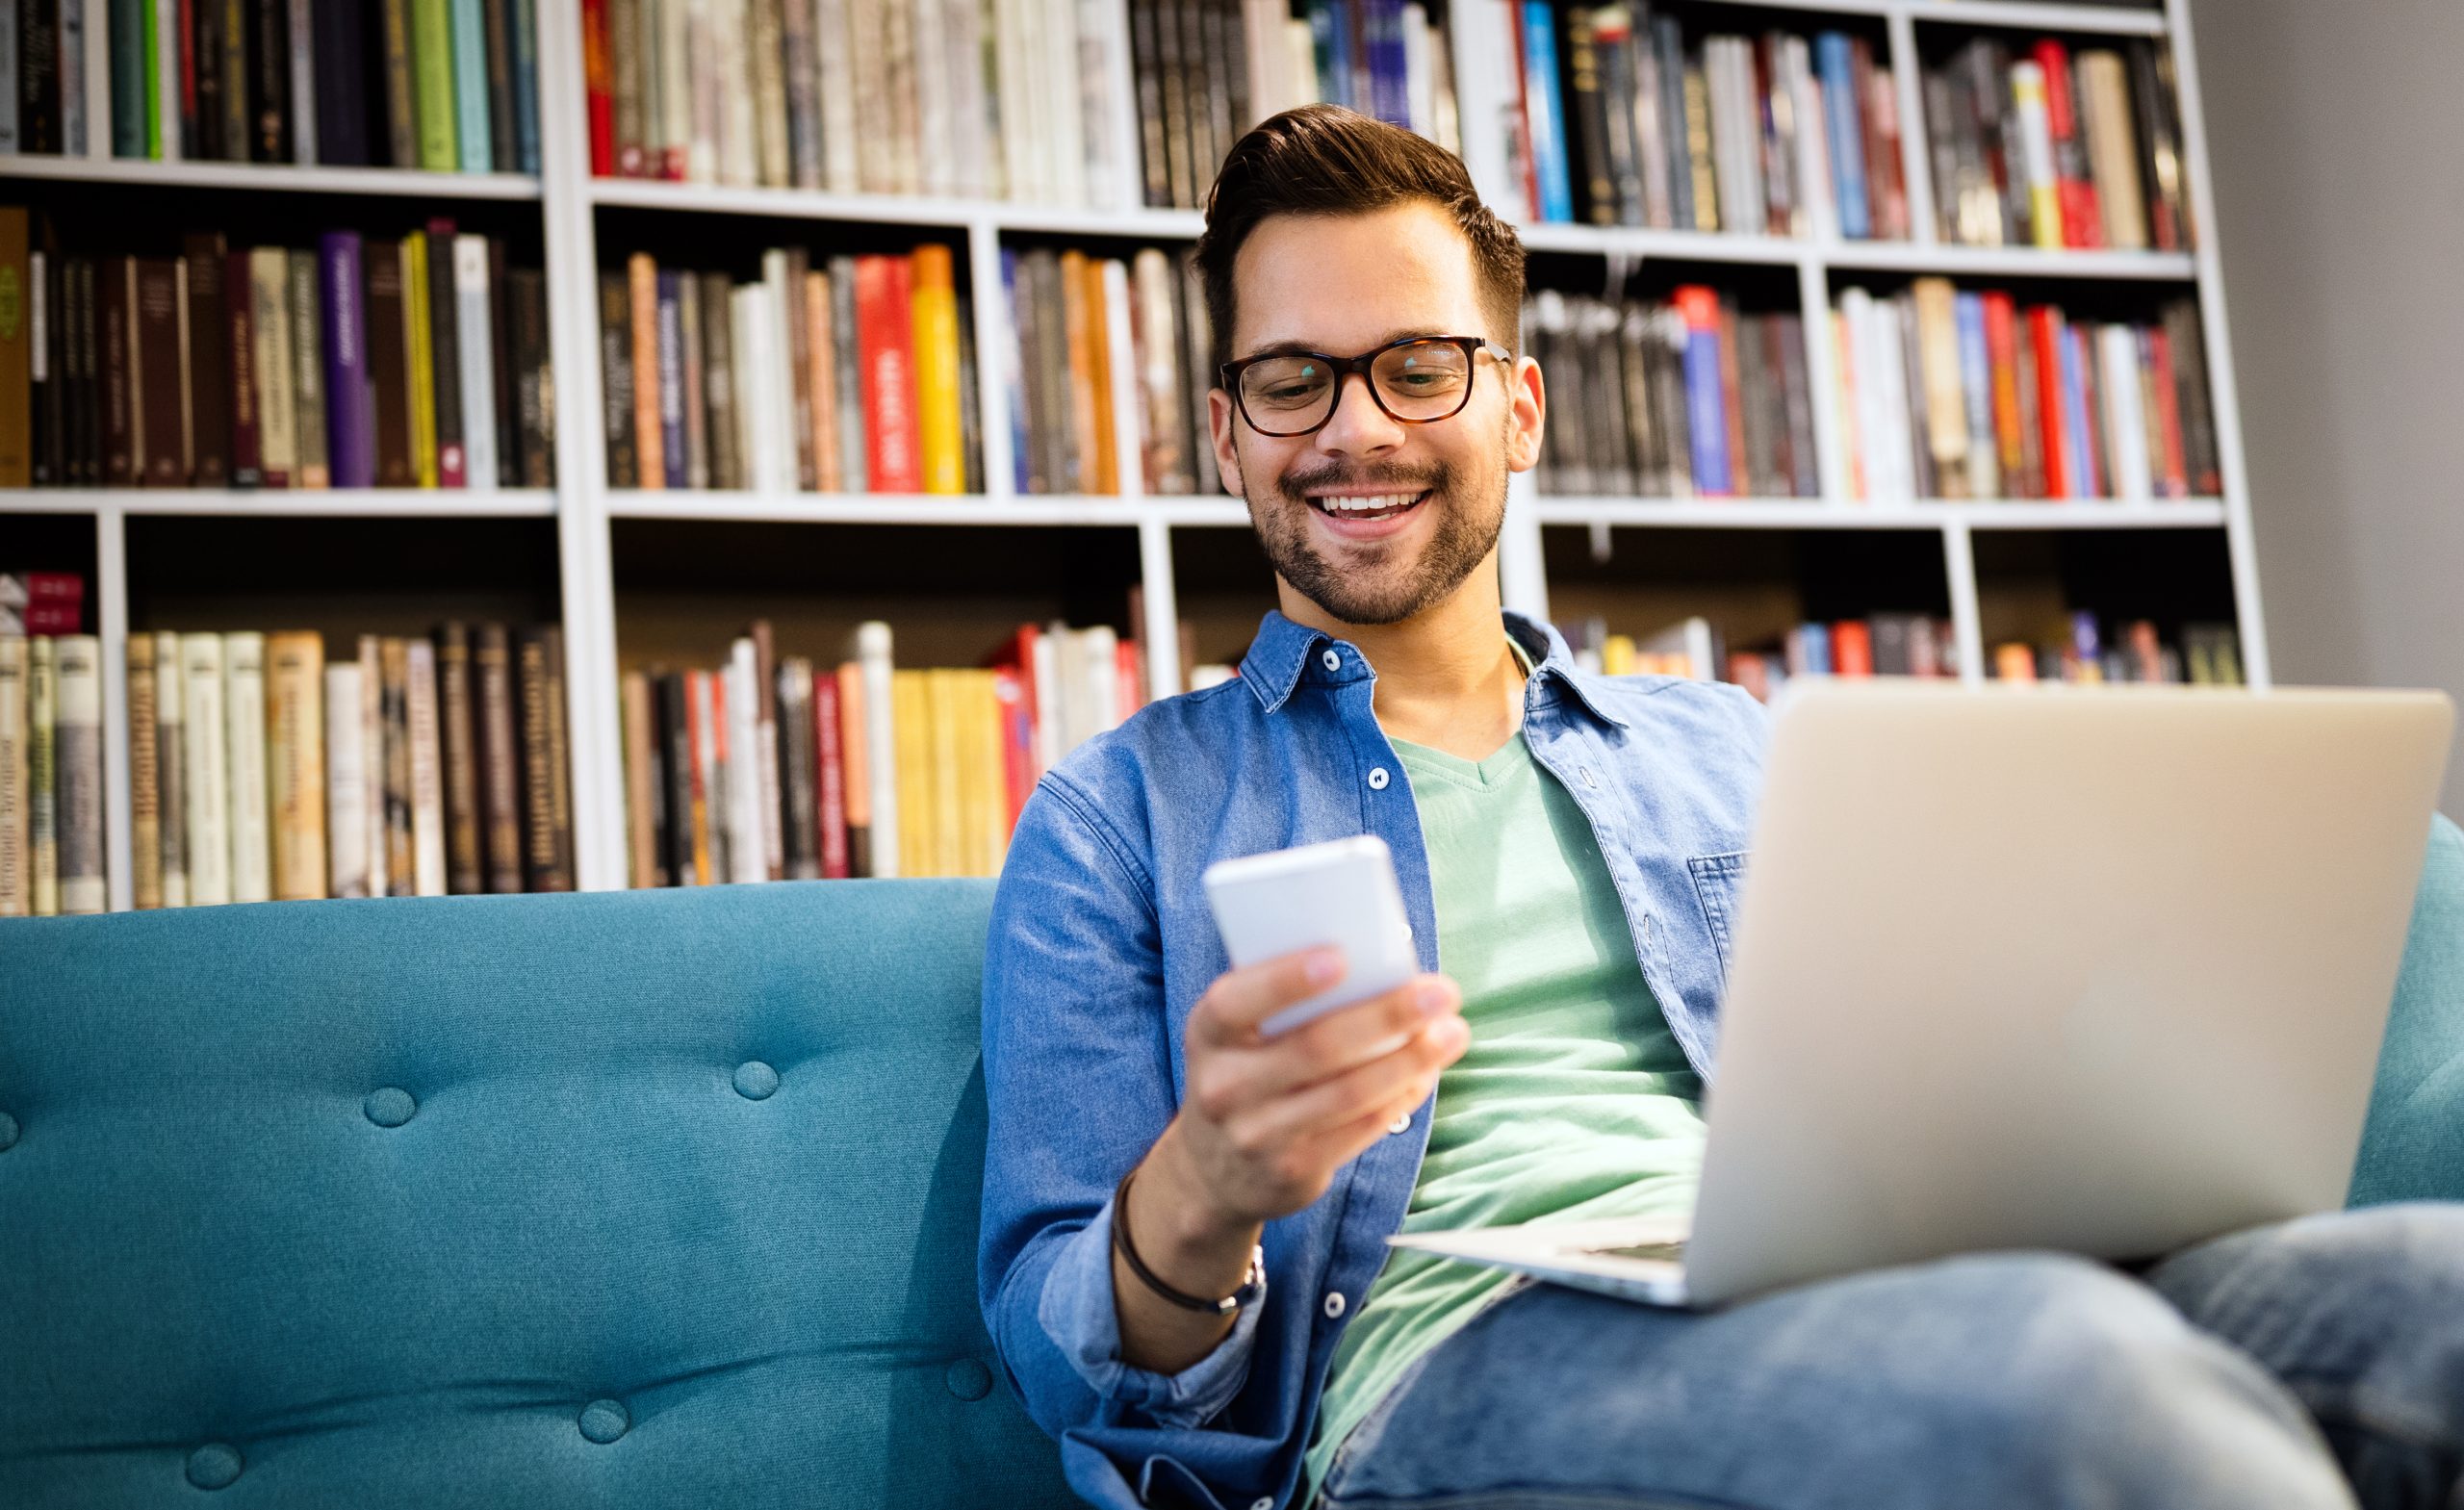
[1219,335,1513,438]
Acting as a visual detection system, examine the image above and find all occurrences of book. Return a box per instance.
[320,232,373,487]
[378,635,412,893]
[453,233,497,491]
[403,635,445,894]
[266,629,325,900]
[49,634,101,913]
[325,658,369,897]
[474,622,523,891]
[222,630,270,902]
[424,223,464,487]
[25,636,57,915]
[364,238,413,485]
[128,630,162,907]
[400,228,438,486]
[621,666,660,885]
[179,631,229,905]
[436,621,481,892]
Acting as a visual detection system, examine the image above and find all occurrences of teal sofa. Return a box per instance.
[3,820,2460,1507]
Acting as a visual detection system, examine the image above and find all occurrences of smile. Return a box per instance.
[1305,490,1430,521]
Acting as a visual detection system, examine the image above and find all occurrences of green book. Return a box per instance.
[141,0,160,156]
[412,0,459,169]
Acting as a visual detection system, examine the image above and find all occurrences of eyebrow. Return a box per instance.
[1233,329,1459,362]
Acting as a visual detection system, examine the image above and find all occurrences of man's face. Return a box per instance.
[1210,202,1544,627]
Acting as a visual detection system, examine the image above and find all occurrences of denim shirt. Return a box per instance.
[979,608,1769,1510]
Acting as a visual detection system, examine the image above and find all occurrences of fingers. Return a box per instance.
[1187,975,1460,1119]
[1221,1013,1468,1155]
[1189,946,1347,1046]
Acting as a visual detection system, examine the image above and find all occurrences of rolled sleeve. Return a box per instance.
[1037,1194,1264,1428]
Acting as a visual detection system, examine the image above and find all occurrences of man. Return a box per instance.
[979,105,2464,1510]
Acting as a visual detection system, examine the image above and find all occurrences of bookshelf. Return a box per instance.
[0,0,2265,909]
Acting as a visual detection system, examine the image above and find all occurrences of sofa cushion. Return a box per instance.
[2351,813,2464,1205]
[0,880,1076,1509]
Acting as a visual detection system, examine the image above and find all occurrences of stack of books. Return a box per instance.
[1990,614,2243,684]
[0,209,554,490]
[1002,244,1219,498]
[1832,280,2218,502]
[1132,0,1463,210]
[581,0,1125,206]
[617,614,1147,886]
[1923,37,2193,253]
[600,243,975,494]
[3,0,541,170]
[0,572,102,916]
[115,621,575,910]
[1462,6,1910,237]
[1526,286,1816,499]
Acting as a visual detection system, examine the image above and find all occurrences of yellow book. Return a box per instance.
[1082,257,1117,495]
[927,668,966,878]
[1601,635,1636,676]
[911,245,964,496]
[973,670,1011,874]
[956,670,1000,877]
[265,631,327,900]
[892,670,933,876]
[400,231,439,488]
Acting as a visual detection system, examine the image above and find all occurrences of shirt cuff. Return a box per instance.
[1036,1193,1264,1428]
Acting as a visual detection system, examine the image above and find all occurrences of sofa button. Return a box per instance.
[944,1358,992,1401]
[732,1061,780,1100]
[363,1088,417,1128]
[186,1443,244,1490]
[0,1111,17,1152]
[578,1399,630,1444]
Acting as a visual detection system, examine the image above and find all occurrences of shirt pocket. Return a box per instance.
[1685,852,1750,981]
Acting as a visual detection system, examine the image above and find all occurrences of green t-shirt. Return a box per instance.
[1299,720,1708,1497]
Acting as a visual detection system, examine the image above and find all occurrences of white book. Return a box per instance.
[1400,3,1433,139]
[911,0,951,199]
[722,0,759,187]
[289,0,318,164]
[222,631,270,904]
[405,638,447,896]
[992,0,1038,201]
[1787,38,1835,243]
[728,286,763,492]
[153,0,180,158]
[2097,322,2152,501]
[250,249,298,484]
[662,0,694,181]
[454,235,500,492]
[54,635,106,914]
[1102,258,1142,497]
[636,0,666,172]
[1242,0,1287,124]
[180,634,230,906]
[814,0,860,192]
[1029,626,1061,777]
[1132,247,1185,494]
[1040,0,1085,206]
[83,0,111,158]
[726,641,765,883]
[1072,0,1114,207]
[359,635,386,896]
[944,0,987,199]
[1871,294,1913,503]
[0,636,25,916]
[151,631,187,908]
[759,251,801,488]
[687,0,718,181]
[853,620,899,877]
[325,662,370,898]
[1083,623,1118,734]
[24,637,51,913]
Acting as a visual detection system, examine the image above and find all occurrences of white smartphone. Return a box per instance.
[1201,835,1419,1038]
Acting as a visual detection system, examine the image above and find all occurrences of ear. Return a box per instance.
[1504,353,1545,474]
[1210,387,1245,496]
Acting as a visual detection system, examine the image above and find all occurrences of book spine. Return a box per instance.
[311,0,363,163]
[429,622,478,891]
[0,636,23,915]
[829,253,865,490]
[810,665,846,878]
[805,268,836,491]
[152,629,186,905]
[249,246,296,486]
[690,668,716,883]
[481,0,515,170]
[752,619,782,878]
[514,626,563,889]
[377,637,411,893]
[323,660,367,896]
[265,628,326,900]
[377,0,415,165]
[53,635,103,914]
[599,269,634,485]
[424,224,464,486]
[621,667,659,885]
[451,234,497,491]
[629,251,661,488]
[288,251,327,487]
[0,209,31,487]
[222,629,269,903]
[656,669,692,883]
[221,248,260,484]
[1518,0,1569,222]
[911,243,963,495]
[25,636,56,914]
[654,268,683,487]
[447,0,489,169]
[322,234,376,488]
[247,0,287,159]
[403,636,445,894]
[400,231,437,485]
[1672,286,1731,497]
[128,632,163,907]
[98,256,132,483]
[777,655,817,879]
[409,0,455,166]
[469,622,522,890]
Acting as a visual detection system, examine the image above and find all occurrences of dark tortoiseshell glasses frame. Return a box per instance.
[1219,335,1514,438]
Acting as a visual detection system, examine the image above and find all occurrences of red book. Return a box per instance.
[1831,621,1875,678]
[991,667,1033,833]
[1981,293,2022,492]
[2144,325,2189,499]
[1510,5,1540,219]
[2028,306,2069,498]
[1116,637,1143,721]
[2033,41,2103,249]
[811,669,849,880]
[226,250,262,487]
[856,254,923,493]
[982,622,1042,770]
[582,0,614,176]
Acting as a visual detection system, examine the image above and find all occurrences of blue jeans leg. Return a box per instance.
[1317,1250,2354,1510]
[2146,1201,2464,1509]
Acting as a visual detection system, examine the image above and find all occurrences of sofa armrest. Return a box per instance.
[2350,813,2464,1206]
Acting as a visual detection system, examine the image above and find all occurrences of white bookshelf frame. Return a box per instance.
[0,0,2263,905]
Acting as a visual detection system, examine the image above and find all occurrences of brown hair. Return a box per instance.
[1194,105,1527,372]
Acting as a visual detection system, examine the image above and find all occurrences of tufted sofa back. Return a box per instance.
[0,880,1079,1509]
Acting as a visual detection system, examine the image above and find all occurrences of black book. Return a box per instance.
[483,0,518,171]
[71,255,98,486]
[33,233,63,485]
[19,0,61,154]
[599,269,634,487]
[217,0,250,163]
[1564,8,1615,226]
[1130,0,1168,208]
[192,0,225,158]
[656,671,694,885]
[1653,15,1691,233]
[251,0,291,160]
[510,268,552,485]
[1153,0,1192,209]
[424,223,464,484]
[487,238,518,485]
[1597,15,1645,227]
[312,0,370,164]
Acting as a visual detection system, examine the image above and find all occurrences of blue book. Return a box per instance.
[2060,325,2095,498]
[1953,293,1993,491]
[1674,289,1731,495]
[1000,250,1031,495]
[451,0,494,171]
[511,0,541,173]
[1368,0,1410,127]
[1522,2,1574,222]
[1816,33,1868,241]
[1309,0,1352,112]
[1790,624,1834,677]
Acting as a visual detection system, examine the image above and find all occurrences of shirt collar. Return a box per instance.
[1237,607,1632,731]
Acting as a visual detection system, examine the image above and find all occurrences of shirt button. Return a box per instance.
[1367,767,1390,790]
[1386,1113,1412,1135]
[1321,649,1341,673]
[1323,1291,1347,1318]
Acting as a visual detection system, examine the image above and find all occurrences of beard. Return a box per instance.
[1243,447,1509,627]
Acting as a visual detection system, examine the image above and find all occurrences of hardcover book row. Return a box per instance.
[0,209,554,490]
[2,0,544,171]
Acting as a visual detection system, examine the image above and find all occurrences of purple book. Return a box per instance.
[321,232,377,489]
[655,270,686,489]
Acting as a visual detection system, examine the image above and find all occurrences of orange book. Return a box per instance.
[1994,643,2039,681]
[1981,293,2024,494]
[2145,324,2190,499]
[629,252,663,490]
[806,269,839,492]
[835,660,872,876]
[1081,256,1117,496]
[911,245,965,495]
[1831,622,1875,678]
[1059,250,1100,495]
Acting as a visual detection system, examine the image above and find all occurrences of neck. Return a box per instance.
[1275,559,1527,759]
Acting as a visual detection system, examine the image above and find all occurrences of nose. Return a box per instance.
[1312,369,1406,459]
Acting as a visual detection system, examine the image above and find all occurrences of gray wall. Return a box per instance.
[2191,0,2464,816]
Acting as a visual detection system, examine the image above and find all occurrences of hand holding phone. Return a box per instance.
[1203,835,1420,1038]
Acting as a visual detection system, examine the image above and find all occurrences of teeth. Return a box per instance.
[1312,492,1423,514]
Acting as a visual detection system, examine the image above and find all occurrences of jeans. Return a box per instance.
[1313,1203,2464,1510]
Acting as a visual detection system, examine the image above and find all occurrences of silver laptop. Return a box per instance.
[1390,681,2454,1308]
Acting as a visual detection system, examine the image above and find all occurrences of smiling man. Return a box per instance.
[977,105,2464,1510]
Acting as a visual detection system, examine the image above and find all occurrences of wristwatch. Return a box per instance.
[1114,1167,1267,1316]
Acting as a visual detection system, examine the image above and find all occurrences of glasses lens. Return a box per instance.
[1372,342,1474,420]
[1239,356,1338,433]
